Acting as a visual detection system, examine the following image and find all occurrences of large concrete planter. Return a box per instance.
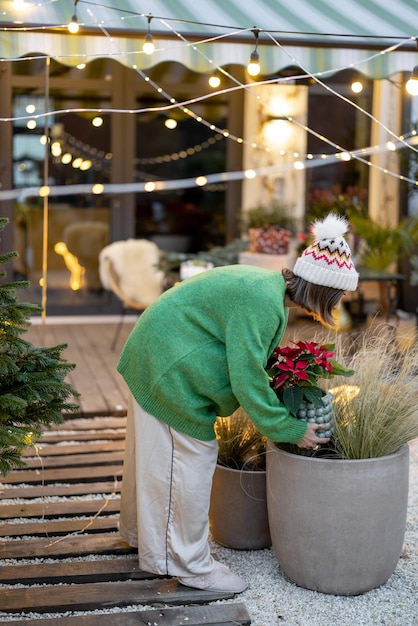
[266,441,409,595]
[209,464,271,550]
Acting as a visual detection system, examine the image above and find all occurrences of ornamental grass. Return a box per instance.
[215,407,267,471]
[324,323,418,459]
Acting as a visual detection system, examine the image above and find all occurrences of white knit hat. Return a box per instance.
[292,213,358,291]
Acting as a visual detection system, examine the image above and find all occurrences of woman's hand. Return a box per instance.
[296,423,330,450]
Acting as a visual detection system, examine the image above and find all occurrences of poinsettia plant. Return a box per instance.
[266,340,354,417]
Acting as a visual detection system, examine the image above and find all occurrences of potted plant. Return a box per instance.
[265,339,354,442]
[240,202,297,257]
[209,407,271,550]
[266,328,418,595]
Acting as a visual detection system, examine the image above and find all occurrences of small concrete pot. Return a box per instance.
[209,464,271,550]
[266,441,409,595]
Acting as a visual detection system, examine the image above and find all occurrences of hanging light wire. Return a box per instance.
[247,28,261,77]
[68,0,79,34]
[143,14,155,55]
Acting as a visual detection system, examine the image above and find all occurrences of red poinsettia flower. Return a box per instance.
[266,340,354,416]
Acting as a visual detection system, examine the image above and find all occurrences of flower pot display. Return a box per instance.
[248,226,291,255]
[266,340,354,423]
[266,442,410,595]
[209,463,271,550]
[210,408,269,549]
[296,392,334,438]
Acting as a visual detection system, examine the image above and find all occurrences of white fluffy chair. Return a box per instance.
[99,239,165,350]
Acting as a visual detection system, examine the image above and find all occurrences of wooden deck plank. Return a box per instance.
[0,532,134,559]
[67,323,129,415]
[2,515,119,537]
[0,497,120,520]
[1,578,235,613]
[54,416,126,429]
[0,555,143,584]
[24,322,133,416]
[2,603,251,626]
[39,430,125,443]
[2,463,123,484]
[22,441,125,457]
[0,480,121,499]
[21,450,124,468]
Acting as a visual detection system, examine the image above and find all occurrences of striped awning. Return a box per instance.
[0,0,418,78]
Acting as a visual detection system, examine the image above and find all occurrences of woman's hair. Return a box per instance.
[282,268,345,327]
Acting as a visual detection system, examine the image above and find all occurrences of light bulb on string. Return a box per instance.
[406,66,418,95]
[68,0,79,34]
[351,80,363,94]
[406,38,418,95]
[143,15,155,55]
[208,73,221,88]
[247,28,261,77]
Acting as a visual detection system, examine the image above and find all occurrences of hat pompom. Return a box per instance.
[312,213,349,241]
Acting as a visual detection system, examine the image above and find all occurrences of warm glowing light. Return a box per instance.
[68,16,79,34]
[54,242,85,291]
[40,135,47,145]
[144,181,156,192]
[263,119,293,149]
[80,160,92,170]
[72,157,83,168]
[340,151,352,161]
[26,119,36,130]
[164,118,177,129]
[143,33,154,55]
[39,186,50,197]
[195,176,207,186]
[51,141,62,157]
[386,141,397,151]
[92,184,104,194]
[61,153,72,164]
[26,104,35,114]
[406,80,418,95]
[92,116,103,127]
[247,51,260,76]
[351,80,363,94]
[245,169,256,179]
[208,74,221,88]
[77,63,86,70]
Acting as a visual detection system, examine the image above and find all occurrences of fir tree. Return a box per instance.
[0,217,79,475]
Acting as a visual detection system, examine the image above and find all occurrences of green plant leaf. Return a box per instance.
[330,360,355,377]
[283,386,303,416]
[303,386,324,404]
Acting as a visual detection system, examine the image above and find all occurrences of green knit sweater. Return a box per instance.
[117,264,307,443]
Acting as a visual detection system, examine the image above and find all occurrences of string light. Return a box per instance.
[406,67,418,95]
[2,9,418,202]
[247,29,261,77]
[68,1,79,34]
[164,117,177,129]
[208,73,221,88]
[406,38,418,95]
[143,14,155,55]
[351,80,363,93]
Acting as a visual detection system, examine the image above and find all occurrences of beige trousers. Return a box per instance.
[119,395,219,576]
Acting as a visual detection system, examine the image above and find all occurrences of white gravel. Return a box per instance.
[0,440,417,625]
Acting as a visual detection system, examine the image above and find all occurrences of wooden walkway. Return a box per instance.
[0,410,251,625]
[23,316,138,417]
